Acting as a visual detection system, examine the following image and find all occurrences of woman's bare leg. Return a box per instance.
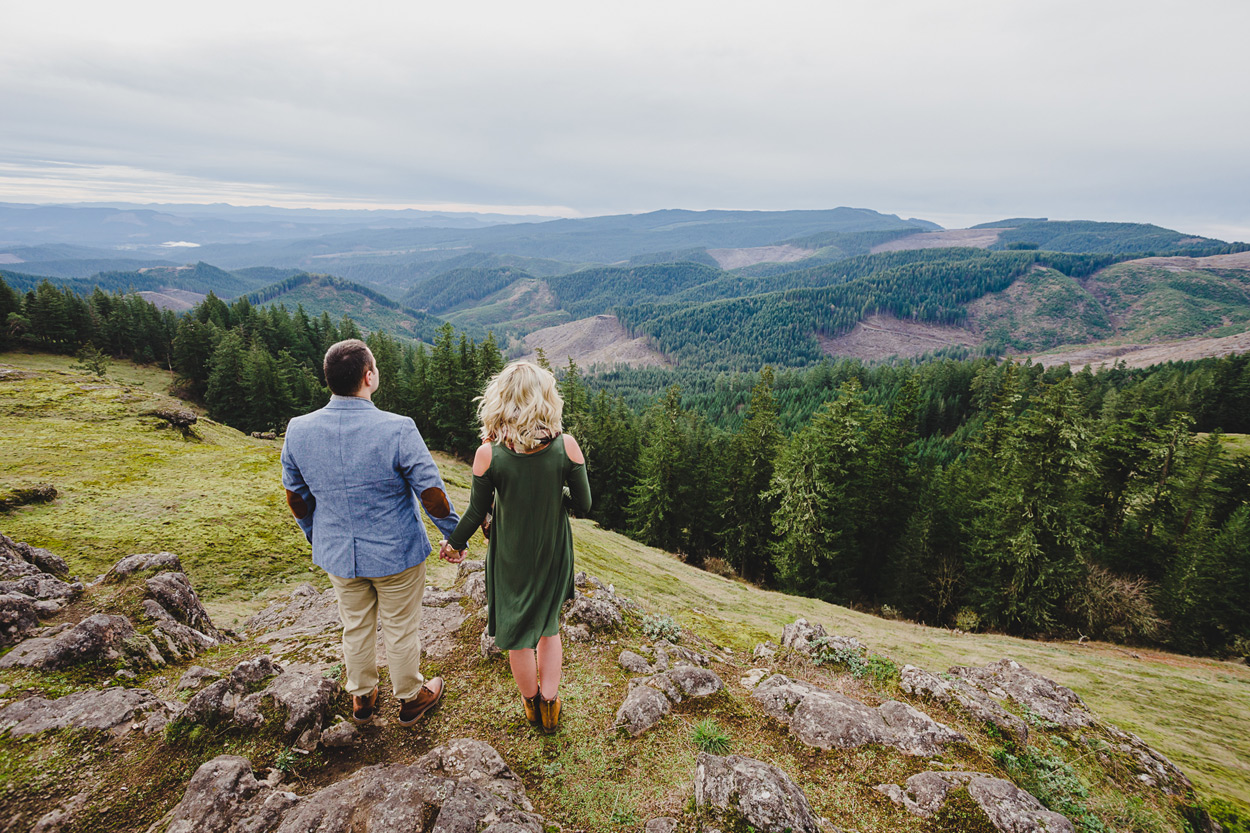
[508,649,539,698]
[536,633,562,699]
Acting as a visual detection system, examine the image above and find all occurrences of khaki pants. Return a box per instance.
[327,561,426,701]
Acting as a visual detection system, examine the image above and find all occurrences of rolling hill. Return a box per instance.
[246,273,445,342]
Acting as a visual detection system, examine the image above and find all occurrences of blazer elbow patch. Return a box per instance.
[421,487,451,518]
[286,489,310,520]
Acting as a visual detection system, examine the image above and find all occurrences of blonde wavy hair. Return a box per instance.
[477,361,564,451]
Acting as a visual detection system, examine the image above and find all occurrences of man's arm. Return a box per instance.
[280,439,316,543]
[397,420,460,542]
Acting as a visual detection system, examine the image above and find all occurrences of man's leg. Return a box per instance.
[373,561,426,701]
[326,573,380,697]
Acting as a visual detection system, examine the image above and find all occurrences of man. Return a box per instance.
[281,338,459,726]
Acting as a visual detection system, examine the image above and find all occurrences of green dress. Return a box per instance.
[448,435,592,650]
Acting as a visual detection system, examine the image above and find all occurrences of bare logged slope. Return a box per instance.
[871,228,1006,253]
[1023,331,1250,369]
[819,314,980,360]
[706,244,816,269]
[521,314,671,368]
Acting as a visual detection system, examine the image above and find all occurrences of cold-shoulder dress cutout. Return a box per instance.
[448,434,592,650]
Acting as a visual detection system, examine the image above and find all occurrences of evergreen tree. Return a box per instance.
[628,387,688,553]
[724,367,783,583]
[966,380,1095,634]
[205,331,250,426]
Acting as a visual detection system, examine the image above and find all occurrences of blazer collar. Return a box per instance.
[326,395,377,410]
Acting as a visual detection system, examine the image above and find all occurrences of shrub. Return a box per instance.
[642,613,682,642]
[702,557,736,579]
[691,718,731,754]
[1069,565,1164,643]
[955,607,981,632]
[866,654,900,686]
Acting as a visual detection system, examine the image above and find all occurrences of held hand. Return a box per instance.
[438,540,467,564]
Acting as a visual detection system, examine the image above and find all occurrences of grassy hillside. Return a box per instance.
[1,352,1247,825]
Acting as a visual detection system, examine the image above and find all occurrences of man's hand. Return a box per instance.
[438,539,467,564]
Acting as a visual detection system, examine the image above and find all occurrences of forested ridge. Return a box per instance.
[4,270,1249,660]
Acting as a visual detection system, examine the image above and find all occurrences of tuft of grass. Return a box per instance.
[690,718,732,755]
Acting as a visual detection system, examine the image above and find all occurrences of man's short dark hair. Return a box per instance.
[324,339,373,396]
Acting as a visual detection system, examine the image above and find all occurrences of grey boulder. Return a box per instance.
[161,739,544,833]
[0,574,83,605]
[562,594,623,630]
[0,592,39,646]
[103,552,183,583]
[694,752,819,833]
[900,664,1028,744]
[145,572,223,639]
[0,613,163,670]
[233,667,341,750]
[618,649,653,674]
[877,770,1074,833]
[614,667,723,736]
[779,617,827,653]
[176,665,222,691]
[951,658,1095,729]
[464,572,487,606]
[613,685,672,737]
[0,687,171,737]
[0,533,70,577]
[753,674,964,756]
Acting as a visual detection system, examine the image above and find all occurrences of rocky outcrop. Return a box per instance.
[0,592,40,646]
[614,666,724,737]
[877,770,1074,833]
[1103,725,1193,796]
[464,572,487,606]
[145,572,222,638]
[103,552,183,583]
[619,640,710,676]
[0,533,70,578]
[0,687,174,737]
[900,663,1029,743]
[0,613,164,670]
[159,739,546,833]
[0,535,82,634]
[614,685,672,737]
[562,594,623,630]
[753,673,965,756]
[693,752,820,833]
[780,617,828,652]
[180,656,340,750]
[951,658,1095,729]
[175,665,221,692]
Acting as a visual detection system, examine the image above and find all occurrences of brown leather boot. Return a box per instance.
[352,686,379,725]
[398,677,444,727]
[522,692,541,727]
[539,692,561,732]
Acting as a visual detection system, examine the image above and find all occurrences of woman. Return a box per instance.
[442,360,591,731]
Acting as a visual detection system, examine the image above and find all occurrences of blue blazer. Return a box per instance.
[280,396,461,579]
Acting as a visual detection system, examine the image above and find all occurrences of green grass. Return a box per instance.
[2,351,1247,830]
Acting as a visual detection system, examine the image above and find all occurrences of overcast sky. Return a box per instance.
[2,1,1248,239]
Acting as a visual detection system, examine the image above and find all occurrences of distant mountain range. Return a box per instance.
[3,204,1247,370]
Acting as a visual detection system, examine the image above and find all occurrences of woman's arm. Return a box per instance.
[446,444,494,552]
[563,434,592,515]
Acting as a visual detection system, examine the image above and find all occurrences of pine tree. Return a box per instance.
[628,387,687,553]
[205,331,250,426]
[724,367,783,584]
